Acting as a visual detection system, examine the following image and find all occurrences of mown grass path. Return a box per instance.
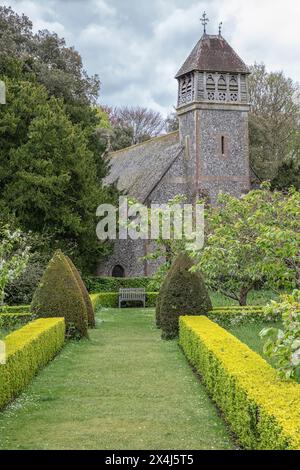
[0,309,233,450]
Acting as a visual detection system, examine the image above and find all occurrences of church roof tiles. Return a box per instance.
[175,34,250,78]
[104,131,183,203]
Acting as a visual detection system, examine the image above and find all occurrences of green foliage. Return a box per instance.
[0,6,119,270]
[155,266,173,328]
[4,260,44,305]
[65,255,95,328]
[260,290,300,381]
[84,276,153,293]
[0,224,29,304]
[0,317,65,410]
[31,250,89,338]
[0,312,35,329]
[271,158,300,191]
[0,305,30,313]
[0,78,114,271]
[180,316,300,450]
[192,187,300,305]
[146,292,159,308]
[159,252,212,339]
[89,292,158,309]
[207,306,281,328]
[0,6,100,105]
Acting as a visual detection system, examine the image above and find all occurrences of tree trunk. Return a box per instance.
[239,288,249,306]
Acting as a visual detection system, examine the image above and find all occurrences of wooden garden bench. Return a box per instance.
[119,288,146,308]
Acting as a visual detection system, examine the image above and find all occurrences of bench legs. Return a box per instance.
[118,298,146,308]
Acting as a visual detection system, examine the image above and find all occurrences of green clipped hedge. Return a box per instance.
[0,313,35,328]
[90,292,158,308]
[179,316,300,450]
[0,318,65,410]
[83,276,153,293]
[0,305,30,313]
[207,306,280,327]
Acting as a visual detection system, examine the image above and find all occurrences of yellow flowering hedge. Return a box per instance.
[0,318,65,410]
[179,316,300,450]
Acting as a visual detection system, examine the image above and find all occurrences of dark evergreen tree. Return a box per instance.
[159,252,212,339]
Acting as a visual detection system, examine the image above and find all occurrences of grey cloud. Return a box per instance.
[3,0,300,115]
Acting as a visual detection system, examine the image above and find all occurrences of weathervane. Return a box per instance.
[201,12,209,34]
[219,22,223,36]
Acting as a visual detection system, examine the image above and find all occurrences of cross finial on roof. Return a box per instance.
[219,22,223,36]
[201,12,209,34]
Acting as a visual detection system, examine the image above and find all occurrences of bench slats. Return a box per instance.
[119,288,146,308]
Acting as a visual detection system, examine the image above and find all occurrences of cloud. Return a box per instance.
[3,0,300,116]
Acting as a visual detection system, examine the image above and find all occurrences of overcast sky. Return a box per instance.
[3,0,300,115]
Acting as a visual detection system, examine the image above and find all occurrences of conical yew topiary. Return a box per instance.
[31,250,89,338]
[159,252,212,339]
[155,268,173,328]
[65,255,95,328]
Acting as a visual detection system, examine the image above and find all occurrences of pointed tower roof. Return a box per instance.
[175,34,250,78]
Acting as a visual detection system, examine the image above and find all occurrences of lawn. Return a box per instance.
[0,325,20,340]
[228,321,282,367]
[209,290,279,307]
[0,308,234,450]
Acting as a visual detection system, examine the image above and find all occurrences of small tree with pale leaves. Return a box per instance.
[260,290,300,382]
[0,225,30,304]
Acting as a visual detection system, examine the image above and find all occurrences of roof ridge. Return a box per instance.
[109,130,179,157]
[144,145,184,203]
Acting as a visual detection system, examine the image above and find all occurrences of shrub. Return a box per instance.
[260,290,300,381]
[179,316,300,450]
[4,261,45,305]
[31,250,89,338]
[0,224,30,304]
[90,293,104,311]
[159,252,212,339]
[207,306,280,328]
[0,305,30,313]
[0,318,65,410]
[83,276,152,293]
[0,313,35,329]
[146,292,158,308]
[65,255,95,328]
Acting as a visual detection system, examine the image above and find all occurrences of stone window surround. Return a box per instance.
[218,133,230,159]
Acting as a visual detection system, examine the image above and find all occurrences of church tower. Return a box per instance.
[176,14,251,203]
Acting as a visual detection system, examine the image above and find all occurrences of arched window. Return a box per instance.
[112,265,125,278]
[229,76,238,91]
[217,75,227,101]
[218,75,227,91]
[186,75,192,94]
[206,74,215,90]
[206,74,215,101]
[229,75,238,102]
